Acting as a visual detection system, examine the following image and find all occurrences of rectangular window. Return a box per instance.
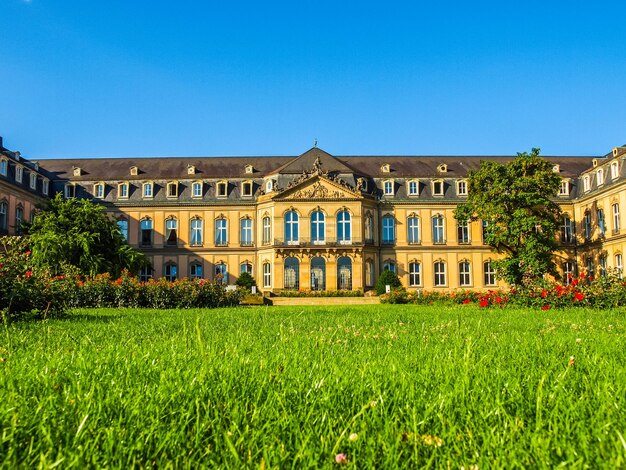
[611,161,619,179]
[240,218,253,246]
[457,221,470,244]
[217,182,228,197]
[559,180,569,196]
[190,263,203,279]
[563,261,574,284]
[190,219,203,246]
[482,220,489,244]
[459,261,471,286]
[586,257,594,278]
[215,219,228,245]
[0,159,7,176]
[15,207,23,234]
[615,254,623,279]
[139,266,152,282]
[143,183,153,198]
[597,209,605,237]
[94,183,104,199]
[30,173,37,190]
[432,216,445,244]
[599,255,607,277]
[384,181,394,195]
[0,202,7,232]
[263,263,271,288]
[560,216,573,243]
[433,181,444,196]
[409,262,421,286]
[166,219,178,246]
[43,179,49,195]
[164,263,177,282]
[583,176,591,192]
[192,182,203,198]
[613,203,620,234]
[434,262,446,286]
[117,219,129,241]
[484,262,496,286]
[597,169,604,186]
[167,182,178,198]
[140,219,153,247]
[262,216,271,245]
[408,181,419,195]
[382,217,395,244]
[15,166,23,183]
[407,217,420,244]
[118,183,129,199]
[65,184,76,199]
[584,212,592,239]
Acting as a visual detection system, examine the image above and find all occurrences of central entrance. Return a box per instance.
[310,257,326,291]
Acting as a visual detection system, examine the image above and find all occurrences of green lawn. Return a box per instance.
[1,305,625,468]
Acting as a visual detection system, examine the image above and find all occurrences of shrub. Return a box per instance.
[375,269,402,295]
[380,288,409,304]
[276,289,364,297]
[235,271,257,291]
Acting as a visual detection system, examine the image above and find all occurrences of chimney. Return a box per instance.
[0,136,3,149]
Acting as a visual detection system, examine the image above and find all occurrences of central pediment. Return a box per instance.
[273,174,362,201]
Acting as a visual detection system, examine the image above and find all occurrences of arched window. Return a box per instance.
[337,256,352,290]
[310,257,326,291]
[407,216,420,244]
[140,218,153,247]
[337,211,351,243]
[263,262,271,288]
[189,262,203,279]
[215,263,228,284]
[459,261,471,286]
[166,218,178,246]
[364,214,374,243]
[240,263,252,274]
[117,218,129,241]
[382,215,395,244]
[284,257,299,290]
[262,216,271,245]
[215,218,228,246]
[311,211,325,244]
[409,262,421,286]
[0,201,7,233]
[190,218,203,246]
[164,262,177,282]
[434,261,446,286]
[432,215,445,244]
[383,260,396,273]
[613,203,620,233]
[284,211,299,244]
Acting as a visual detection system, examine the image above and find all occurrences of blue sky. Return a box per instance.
[1,0,626,158]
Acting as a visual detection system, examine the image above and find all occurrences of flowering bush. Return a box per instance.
[276,289,364,297]
[0,236,71,319]
[380,288,409,304]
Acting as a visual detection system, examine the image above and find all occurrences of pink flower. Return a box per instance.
[335,453,348,464]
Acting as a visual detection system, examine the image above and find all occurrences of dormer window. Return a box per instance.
[381,164,390,173]
[143,182,153,198]
[437,164,448,173]
[118,182,129,199]
[383,180,394,196]
[457,180,468,196]
[559,180,570,196]
[266,180,273,193]
[130,166,138,176]
[30,173,37,190]
[611,161,619,179]
[167,181,178,198]
[192,181,203,198]
[245,165,254,174]
[597,169,605,186]
[187,165,196,175]
[15,165,23,183]
[42,179,49,195]
[65,183,76,199]
[94,182,105,199]
[583,175,591,192]
[408,180,419,196]
[73,167,82,177]
[553,164,560,173]
[432,180,444,196]
[242,181,253,197]
[592,159,599,168]
[217,181,228,198]
[0,158,7,176]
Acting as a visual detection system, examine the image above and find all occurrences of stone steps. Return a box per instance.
[269,296,380,306]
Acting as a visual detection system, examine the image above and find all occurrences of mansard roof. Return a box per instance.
[39,148,596,182]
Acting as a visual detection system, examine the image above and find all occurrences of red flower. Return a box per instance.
[479,300,489,308]
[571,279,578,286]
[495,296,503,304]
[541,305,551,310]
[541,289,548,298]
[462,299,471,304]
[24,251,31,256]
[25,270,32,278]
[589,276,593,281]
[574,292,584,302]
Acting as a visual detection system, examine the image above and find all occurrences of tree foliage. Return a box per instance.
[375,269,403,295]
[454,148,562,286]
[235,271,257,291]
[25,194,147,277]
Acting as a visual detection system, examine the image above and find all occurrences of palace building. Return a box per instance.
[2,138,626,292]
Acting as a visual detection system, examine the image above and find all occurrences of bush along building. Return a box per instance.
[2,136,625,293]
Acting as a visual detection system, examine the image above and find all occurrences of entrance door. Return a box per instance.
[337,256,352,290]
[310,257,326,291]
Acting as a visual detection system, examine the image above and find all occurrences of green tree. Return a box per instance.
[375,269,403,295]
[25,194,147,277]
[235,271,257,291]
[454,148,562,286]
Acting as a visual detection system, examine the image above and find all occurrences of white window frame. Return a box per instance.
[263,262,271,288]
[142,182,153,198]
[94,182,105,199]
[615,254,623,279]
[166,181,178,198]
[30,173,37,190]
[613,203,620,233]
[215,218,228,246]
[611,161,619,180]
[192,181,203,198]
[432,180,444,196]
[409,261,421,286]
[432,214,445,244]
[459,261,471,286]
[559,180,569,196]
[0,158,7,176]
[262,216,271,245]
[407,216,420,244]
[42,179,49,195]
[457,179,468,196]
[242,180,253,197]
[583,175,591,192]
[65,183,76,199]
[383,180,394,196]
[434,261,446,286]
[597,169,605,186]
[484,261,496,286]
[118,182,129,199]
[240,218,253,246]
[190,218,203,246]
[217,181,228,198]
[337,210,352,244]
[15,165,23,183]
[408,180,419,196]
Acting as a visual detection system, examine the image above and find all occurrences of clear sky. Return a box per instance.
[1,0,626,159]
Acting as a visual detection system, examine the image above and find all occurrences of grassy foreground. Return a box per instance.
[1,305,626,468]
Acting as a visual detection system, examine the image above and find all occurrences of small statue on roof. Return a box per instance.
[312,155,322,175]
